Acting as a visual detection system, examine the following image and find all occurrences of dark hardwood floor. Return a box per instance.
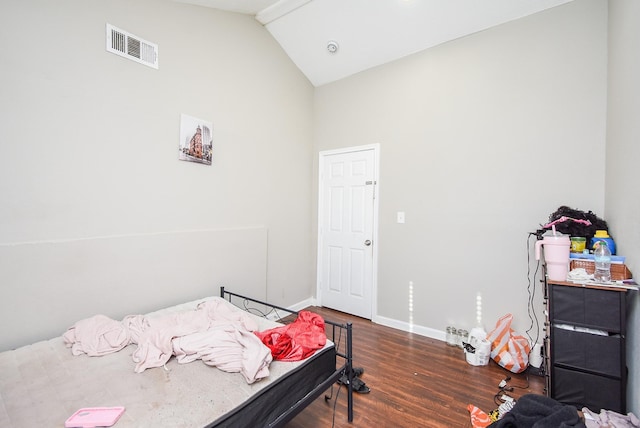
[286,306,545,428]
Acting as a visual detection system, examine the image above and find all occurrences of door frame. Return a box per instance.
[316,143,380,319]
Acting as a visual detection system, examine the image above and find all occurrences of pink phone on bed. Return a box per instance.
[65,406,125,428]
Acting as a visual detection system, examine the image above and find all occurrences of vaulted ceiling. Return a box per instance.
[174,0,574,86]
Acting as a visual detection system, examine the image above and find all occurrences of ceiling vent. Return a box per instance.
[106,24,158,69]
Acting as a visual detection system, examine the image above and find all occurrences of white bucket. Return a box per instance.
[529,343,543,368]
[465,339,491,366]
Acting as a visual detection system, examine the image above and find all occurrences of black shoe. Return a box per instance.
[352,367,365,377]
[338,373,371,394]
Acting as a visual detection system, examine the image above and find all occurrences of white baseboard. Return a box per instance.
[288,297,318,313]
[286,299,447,344]
[373,314,447,342]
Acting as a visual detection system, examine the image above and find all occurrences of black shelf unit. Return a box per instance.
[544,279,628,413]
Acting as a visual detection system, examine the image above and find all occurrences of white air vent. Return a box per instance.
[106,24,158,69]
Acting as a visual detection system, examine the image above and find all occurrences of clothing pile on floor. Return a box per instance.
[469,394,640,428]
[582,408,640,428]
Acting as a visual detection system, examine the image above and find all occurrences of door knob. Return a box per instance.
[364,240,372,246]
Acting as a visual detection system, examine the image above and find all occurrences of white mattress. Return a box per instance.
[0,296,331,428]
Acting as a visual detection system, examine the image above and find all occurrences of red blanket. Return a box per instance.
[255,311,327,361]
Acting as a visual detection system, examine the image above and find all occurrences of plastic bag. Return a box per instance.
[487,313,530,373]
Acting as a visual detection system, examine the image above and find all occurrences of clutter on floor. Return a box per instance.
[468,392,640,428]
[487,394,585,428]
[486,313,530,374]
[337,366,370,394]
[582,407,640,428]
[464,205,638,427]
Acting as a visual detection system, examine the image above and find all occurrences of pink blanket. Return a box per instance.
[62,298,272,384]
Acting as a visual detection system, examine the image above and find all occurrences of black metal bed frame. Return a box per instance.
[219,286,354,426]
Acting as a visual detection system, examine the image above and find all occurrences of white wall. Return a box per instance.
[607,0,640,415]
[0,0,315,351]
[0,228,269,349]
[313,0,607,343]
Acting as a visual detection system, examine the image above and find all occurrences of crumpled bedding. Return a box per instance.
[63,314,131,357]
[63,297,272,383]
[0,296,335,428]
[172,324,272,384]
[255,310,326,361]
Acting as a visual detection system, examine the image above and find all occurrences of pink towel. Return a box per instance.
[63,314,130,357]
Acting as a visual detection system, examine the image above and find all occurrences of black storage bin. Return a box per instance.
[552,367,623,413]
[547,282,628,414]
[552,327,622,377]
[551,285,622,332]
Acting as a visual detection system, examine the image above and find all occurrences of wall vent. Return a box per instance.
[106,24,158,69]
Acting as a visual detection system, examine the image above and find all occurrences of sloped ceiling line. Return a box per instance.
[172,0,574,86]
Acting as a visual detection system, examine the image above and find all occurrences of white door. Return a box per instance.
[317,145,378,319]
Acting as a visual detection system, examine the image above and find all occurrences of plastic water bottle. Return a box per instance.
[593,241,611,282]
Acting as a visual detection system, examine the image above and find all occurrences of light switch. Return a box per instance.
[397,211,405,224]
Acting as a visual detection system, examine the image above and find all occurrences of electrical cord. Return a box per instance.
[498,375,530,392]
[525,232,542,348]
[323,324,345,428]
[326,377,342,428]
[492,375,528,420]
[506,375,530,390]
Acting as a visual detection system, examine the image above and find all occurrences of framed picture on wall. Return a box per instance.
[178,114,213,165]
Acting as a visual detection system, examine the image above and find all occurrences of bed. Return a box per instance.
[0,287,354,427]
